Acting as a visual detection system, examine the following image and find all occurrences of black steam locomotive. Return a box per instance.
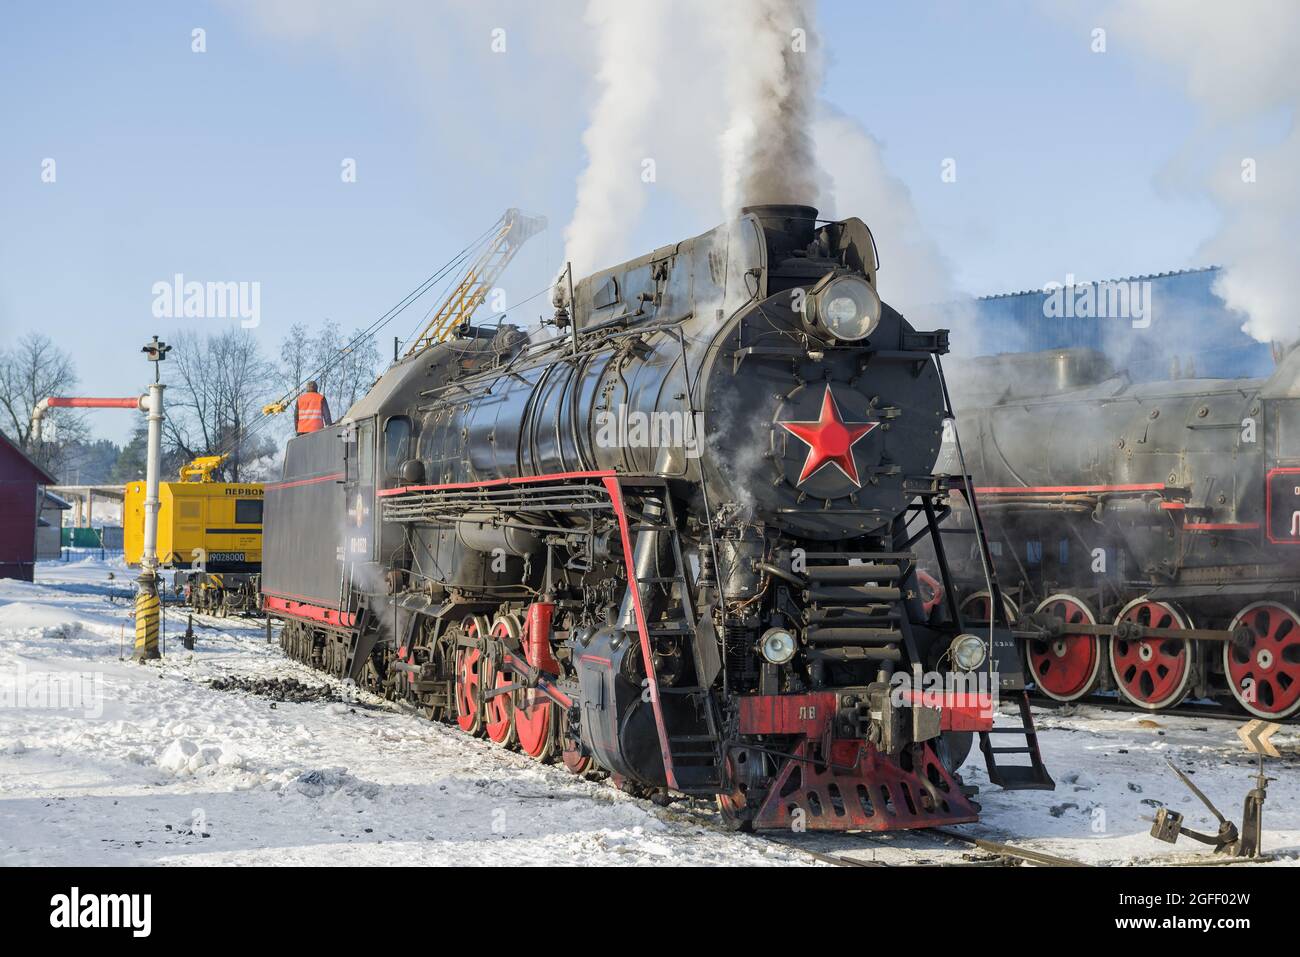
[940,347,1300,718]
[262,205,1050,832]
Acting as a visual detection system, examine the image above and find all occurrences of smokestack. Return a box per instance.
[741,203,819,253]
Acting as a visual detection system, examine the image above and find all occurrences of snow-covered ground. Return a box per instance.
[0,558,1296,866]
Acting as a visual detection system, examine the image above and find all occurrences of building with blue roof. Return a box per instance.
[939,266,1275,381]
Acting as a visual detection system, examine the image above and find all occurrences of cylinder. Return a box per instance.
[455,513,542,556]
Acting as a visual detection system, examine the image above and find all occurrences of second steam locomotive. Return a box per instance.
[942,347,1300,719]
[262,205,1049,832]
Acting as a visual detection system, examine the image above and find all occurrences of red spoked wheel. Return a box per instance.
[1028,594,1102,702]
[960,590,1019,625]
[1224,602,1300,719]
[483,616,519,748]
[515,689,555,761]
[454,618,486,736]
[561,745,591,775]
[1109,598,1194,710]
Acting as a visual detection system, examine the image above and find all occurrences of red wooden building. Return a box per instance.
[0,431,55,581]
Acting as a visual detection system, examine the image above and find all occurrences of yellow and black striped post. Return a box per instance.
[133,573,161,661]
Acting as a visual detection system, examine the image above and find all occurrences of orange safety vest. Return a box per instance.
[296,392,328,434]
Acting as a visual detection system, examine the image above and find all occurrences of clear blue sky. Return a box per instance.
[1,1,1217,443]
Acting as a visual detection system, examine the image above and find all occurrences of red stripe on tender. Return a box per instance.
[265,471,345,491]
[263,593,356,628]
[976,483,1168,495]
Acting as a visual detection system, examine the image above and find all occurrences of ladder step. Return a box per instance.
[669,734,720,743]
[807,585,902,603]
[989,746,1033,754]
[636,576,682,584]
[806,564,902,583]
[808,646,902,662]
[807,605,894,620]
[647,624,691,635]
[985,727,1035,734]
[660,685,705,695]
[805,626,901,645]
[670,750,721,759]
[805,619,899,632]
[983,764,1056,791]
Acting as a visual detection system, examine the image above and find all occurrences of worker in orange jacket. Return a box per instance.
[295,381,332,434]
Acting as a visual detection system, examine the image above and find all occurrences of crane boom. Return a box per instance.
[405,208,547,357]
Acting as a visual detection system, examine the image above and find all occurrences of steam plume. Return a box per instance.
[815,107,958,316]
[1098,1,1300,346]
[561,2,670,277]
[717,0,824,213]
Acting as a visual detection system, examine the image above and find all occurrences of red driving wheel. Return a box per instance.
[483,617,519,748]
[514,682,555,761]
[454,618,485,736]
[1109,598,1193,710]
[1028,594,1102,702]
[561,744,591,775]
[960,590,1018,625]
[1224,602,1300,719]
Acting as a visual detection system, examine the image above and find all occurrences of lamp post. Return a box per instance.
[133,336,170,662]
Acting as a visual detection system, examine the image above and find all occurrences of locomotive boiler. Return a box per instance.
[941,347,1300,718]
[262,204,1051,832]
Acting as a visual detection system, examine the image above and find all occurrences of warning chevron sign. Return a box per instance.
[1237,719,1282,758]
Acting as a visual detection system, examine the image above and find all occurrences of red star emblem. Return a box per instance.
[779,387,879,486]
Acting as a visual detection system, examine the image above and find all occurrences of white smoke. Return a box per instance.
[561,3,674,277]
[815,106,959,316]
[233,0,963,324]
[715,0,824,213]
[1090,1,1300,346]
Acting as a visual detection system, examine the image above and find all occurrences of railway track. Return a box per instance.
[220,639,1290,869]
[762,826,1090,867]
[1028,691,1300,725]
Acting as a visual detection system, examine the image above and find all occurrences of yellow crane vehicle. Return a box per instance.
[124,455,263,615]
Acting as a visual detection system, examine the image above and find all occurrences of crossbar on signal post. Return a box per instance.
[32,338,172,660]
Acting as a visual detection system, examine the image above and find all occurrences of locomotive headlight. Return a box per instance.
[805,275,882,342]
[759,627,798,665]
[950,634,988,671]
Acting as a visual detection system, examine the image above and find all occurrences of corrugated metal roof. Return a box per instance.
[976,265,1221,302]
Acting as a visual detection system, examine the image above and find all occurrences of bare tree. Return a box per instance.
[278,322,312,401]
[164,329,279,481]
[0,332,89,475]
[278,320,383,430]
